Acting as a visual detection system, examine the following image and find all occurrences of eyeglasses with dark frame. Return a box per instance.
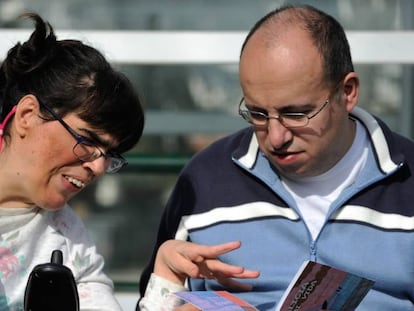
[238,97,330,129]
[37,99,127,173]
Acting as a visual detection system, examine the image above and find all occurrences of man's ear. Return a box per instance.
[14,94,41,137]
[342,72,359,112]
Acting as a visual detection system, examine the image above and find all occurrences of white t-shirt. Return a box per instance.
[281,120,369,239]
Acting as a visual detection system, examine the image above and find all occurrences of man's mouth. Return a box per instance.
[64,175,85,189]
[275,152,290,158]
[274,151,295,157]
[272,151,302,163]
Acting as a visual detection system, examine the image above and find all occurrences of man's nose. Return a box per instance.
[266,118,293,149]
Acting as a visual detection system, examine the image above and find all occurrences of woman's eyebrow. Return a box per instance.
[78,128,113,149]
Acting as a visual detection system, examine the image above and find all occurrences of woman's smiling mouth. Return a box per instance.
[64,175,85,188]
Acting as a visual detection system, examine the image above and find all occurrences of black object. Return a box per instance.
[24,249,79,311]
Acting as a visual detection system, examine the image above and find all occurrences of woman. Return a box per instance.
[0,13,144,310]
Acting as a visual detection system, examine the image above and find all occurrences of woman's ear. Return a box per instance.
[13,94,41,137]
[342,72,359,112]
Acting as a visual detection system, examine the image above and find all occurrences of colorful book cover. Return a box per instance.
[173,290,258,311]
[275,261,375,311]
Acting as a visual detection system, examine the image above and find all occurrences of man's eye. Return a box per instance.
[250,111,267,120]
[282,113,306,120]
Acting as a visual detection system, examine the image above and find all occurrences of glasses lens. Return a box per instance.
[73,141,98,162]
[248,111,269,126]
[239,99,269,126]
[239,110,251,121]
[280,114,308,128]
[106,156,127,173]
[73,142,127,173]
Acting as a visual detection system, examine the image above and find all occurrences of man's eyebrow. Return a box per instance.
[279,103,315,112]
[248,102,316,113]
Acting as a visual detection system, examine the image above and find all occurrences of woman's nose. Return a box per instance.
[82,156,108,176]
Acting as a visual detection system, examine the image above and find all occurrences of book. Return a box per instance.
[173,261,374,311]
[173,290,258,311]
[275,261,375,311]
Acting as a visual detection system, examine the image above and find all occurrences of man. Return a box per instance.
[138,4,414,311]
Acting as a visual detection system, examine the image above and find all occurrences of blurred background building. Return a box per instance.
[0,0,413,308]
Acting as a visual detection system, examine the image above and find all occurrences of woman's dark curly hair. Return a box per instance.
[0,13,144,153]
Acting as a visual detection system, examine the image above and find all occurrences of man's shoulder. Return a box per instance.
[181,127,254,173]
[196,127,254,157]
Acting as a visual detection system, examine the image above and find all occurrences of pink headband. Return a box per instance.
[0,105,17,151]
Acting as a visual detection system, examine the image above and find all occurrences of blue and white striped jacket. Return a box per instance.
[139,107,414,311]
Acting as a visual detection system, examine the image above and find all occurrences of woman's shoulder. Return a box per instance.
[45,205,91,242]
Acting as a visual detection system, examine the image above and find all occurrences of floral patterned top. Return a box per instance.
[0,205,120,311]
[139,273,187,310]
